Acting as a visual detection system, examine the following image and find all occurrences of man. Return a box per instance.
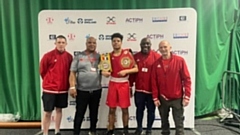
[151,40,191,135]
[40,35,73,135]
[69,37,102,135]
[129,38,160,135]
[102,33,138,135]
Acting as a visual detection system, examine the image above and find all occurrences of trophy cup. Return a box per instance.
[99,53,112,72]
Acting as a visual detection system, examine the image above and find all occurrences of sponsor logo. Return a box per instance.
[46,17,54,24]
[125,18,143,23]
[67,116,74,122]
[69,101,76,105]
[49,34,56,40]
[147,34,164,39]
[179,16,187,21]
[127,33,137,41]
[74,51,81,56]
[98,34,112,40]
[99,34,104,40]
[83,116,90,121]
[64,17,76,24]
[86,34,90,39]
[77,18,96,24]
[173,33,189,39]
[68,33,76,40]
[172,50,188,55]
[152,17,168,22]
[106,16,116,24]
[129,116,136,121]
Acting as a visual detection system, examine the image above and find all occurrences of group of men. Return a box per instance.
[40,33,192,135]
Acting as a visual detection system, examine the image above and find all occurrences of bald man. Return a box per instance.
[151,40,191,135]
[69,37,102,135]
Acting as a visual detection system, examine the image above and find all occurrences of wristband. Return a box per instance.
[69,86,75,90]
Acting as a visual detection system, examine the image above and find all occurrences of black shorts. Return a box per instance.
[42,92,68,112]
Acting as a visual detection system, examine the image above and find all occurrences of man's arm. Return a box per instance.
[151,63,160,106]
[69,71,77,98]
[69,55,79,98]
[129,73,136,88]
[39,54,48,79]
[69,71,76,88]
[180,59,191,106]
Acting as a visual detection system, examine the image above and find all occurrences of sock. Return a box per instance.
[55,129,59,134]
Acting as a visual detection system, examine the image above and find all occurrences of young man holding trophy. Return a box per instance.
[101,33,138,135]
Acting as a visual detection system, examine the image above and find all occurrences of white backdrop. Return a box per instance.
[38,8,197,129]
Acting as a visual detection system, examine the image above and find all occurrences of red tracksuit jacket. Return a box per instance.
[40,49,72,94]
[129,51,160,94]
[151,54,191,101]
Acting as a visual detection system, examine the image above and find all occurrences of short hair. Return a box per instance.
[111,33,123,41]
[56,35,67,41]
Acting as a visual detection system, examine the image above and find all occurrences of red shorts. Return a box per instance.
[106,81,130,108]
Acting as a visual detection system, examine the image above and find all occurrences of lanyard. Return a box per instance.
[85,51,96,66]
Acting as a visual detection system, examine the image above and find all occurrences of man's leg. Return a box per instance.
[146,93,156,134]
[89,89,102,133]
[117,82,131,135]
[73,90,90,135]
[107,107,116,134]
[171,98,184,135]
[121,108,129,135]
[106,81,117,134]
[159,97,170,135]
[43,111,52,135]
[42,92,55,135]
[54,108,62,134]
[55,93,68,134]
[122,108,129,127]
[134,92,146,134]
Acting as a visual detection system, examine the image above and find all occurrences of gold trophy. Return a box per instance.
[99,53,112,72]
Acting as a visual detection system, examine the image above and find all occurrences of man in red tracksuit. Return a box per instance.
[151,40,191,135]
[129,37,160,135]
[40,35,72,135]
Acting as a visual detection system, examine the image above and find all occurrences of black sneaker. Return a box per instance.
[106,130,114,135]
[55,132,61,135]
[146,131,152,135]
[89,131,97,135]
[123,129,129,135]
[134,129,143,135]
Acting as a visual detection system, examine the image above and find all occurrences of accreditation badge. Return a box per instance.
[99,53,112,72]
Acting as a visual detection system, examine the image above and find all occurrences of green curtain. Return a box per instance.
[0,0,239,120]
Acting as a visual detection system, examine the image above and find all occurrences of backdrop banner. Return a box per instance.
[38,8,196,129]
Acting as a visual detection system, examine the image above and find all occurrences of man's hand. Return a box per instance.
[70,89,77,98]
[102,71,111,77]
[182,98,189,107]
[154,100,161,107]
[130,87,133,98]
[117,70,127,77]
